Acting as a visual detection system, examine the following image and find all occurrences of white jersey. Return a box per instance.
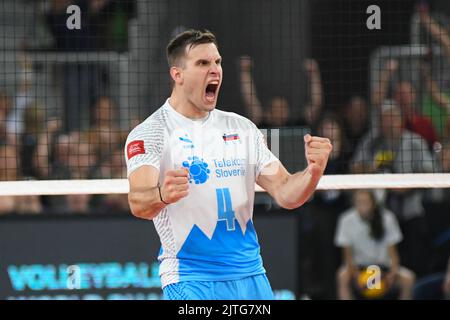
[125,99,279,288]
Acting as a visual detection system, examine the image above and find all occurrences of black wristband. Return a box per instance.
[158,185,169,205]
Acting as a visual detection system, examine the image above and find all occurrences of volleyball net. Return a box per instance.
[0,0,449,202]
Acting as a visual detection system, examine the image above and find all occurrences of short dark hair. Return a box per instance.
[166,29,218,67]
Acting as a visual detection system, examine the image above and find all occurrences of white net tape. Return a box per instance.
[0,174,449,196]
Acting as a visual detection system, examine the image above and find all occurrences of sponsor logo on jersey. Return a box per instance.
[127,140,145,159]
[213,158,246,178]
[179,134,194,149]
[182,156,210,184]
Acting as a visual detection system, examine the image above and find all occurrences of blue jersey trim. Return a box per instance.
[173,219,265,282]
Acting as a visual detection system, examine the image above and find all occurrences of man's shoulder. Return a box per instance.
[127,106,167,138]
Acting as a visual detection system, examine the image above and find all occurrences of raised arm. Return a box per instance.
[239,56,264,125]
[33,118,62,178]
[421,63,450,113]
[371,59,398,108]
[256,134,332,209]
[304,59,323,125]
[419,5,450,60]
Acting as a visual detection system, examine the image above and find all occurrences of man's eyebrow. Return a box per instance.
[194,57,222,64]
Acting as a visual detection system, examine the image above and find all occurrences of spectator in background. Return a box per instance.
[0,145,19,214]
[420,60,449,139]
[34,117,64,179]
[95,147,129,213]
[312,113,352,208]
[50,132,72,178]
[351,100,434,176]
[5,52,35,144]
[68,131,97,180]
[395,81,438,148]
[316,113,351,175]
[351,100,435,275]
[44,131,96,214]
[0,91,12,145]
[341,96,370,159]
[371,59,438,149]
[303,59,324,127]
[350,100,434,219]
[239,56,323,128]
[15,189,43,215]
[416,2,450,139]
[65,194,93,214]
[89,96,121,167]
[301,113,352,298]
[335,189,415,300]
[20,103,46,178]
[14,196,42,214]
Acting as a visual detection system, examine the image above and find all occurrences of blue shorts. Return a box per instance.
[163,274,274,300]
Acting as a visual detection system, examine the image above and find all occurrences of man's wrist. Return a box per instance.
[158,185,170,205]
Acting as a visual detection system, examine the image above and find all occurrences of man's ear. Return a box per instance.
[170,66,183,85]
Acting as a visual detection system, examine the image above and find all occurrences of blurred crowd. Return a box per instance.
[0,85,132,214]
[240,4,450,300]
[0,0,136,215]
[0,1,449,300]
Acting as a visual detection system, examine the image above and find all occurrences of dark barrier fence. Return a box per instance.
[0,212,299,300]
[1,199,449,300]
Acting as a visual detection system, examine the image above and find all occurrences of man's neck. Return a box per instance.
[169,92,209,120]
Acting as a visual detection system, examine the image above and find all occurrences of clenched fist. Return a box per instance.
[304,134,332,177]
[160,168,190,204]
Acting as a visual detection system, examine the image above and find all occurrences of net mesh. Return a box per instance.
[0,0,450,302]
[0,0,449,206]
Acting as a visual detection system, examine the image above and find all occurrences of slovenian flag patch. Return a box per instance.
[222,133,240,141]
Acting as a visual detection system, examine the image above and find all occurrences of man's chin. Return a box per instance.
[202,100,217,111]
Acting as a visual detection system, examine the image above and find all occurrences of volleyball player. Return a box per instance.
[125,29,332,299]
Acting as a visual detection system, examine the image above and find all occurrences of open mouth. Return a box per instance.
[205,82,219,103]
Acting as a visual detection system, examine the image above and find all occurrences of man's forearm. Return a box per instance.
[277,168,322,209]
[128,186,166,220]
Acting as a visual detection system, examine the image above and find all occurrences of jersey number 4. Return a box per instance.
[215,188,236,231]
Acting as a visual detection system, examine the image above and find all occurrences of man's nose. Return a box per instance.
[209,63,220,74]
